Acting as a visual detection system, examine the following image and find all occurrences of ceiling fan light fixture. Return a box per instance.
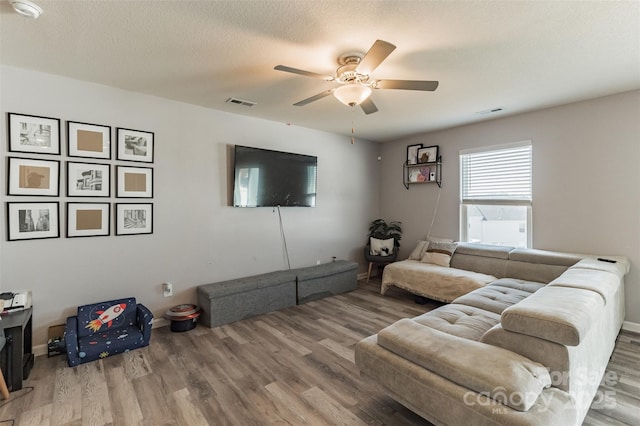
[10,0,43,19]
[333,84,372,107]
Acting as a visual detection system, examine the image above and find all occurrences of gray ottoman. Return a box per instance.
[294,260,358,304]
[197,270,297,328]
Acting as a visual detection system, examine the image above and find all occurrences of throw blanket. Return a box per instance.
[381,260,497,302]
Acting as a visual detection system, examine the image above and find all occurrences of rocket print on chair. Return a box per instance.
[85,303,127,332]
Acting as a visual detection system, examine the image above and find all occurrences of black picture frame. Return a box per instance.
[406,144,422,165]
[116,166,153,198]
[7,112,61,155]
[67,121,112,160]
[7,157,60,196]
[417,145,439,164]
[115,203,153,235]
[116,128,154,163]
[67,202,110,238]
[67,161,110,197]
[7,201,60,241]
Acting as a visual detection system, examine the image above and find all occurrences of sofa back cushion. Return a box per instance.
[450,243,512,278]
[77,297,138,338]
[504,248,582,283]
[501,287,603,346]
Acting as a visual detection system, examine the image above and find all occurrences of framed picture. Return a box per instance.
[407,144,422,165]
[115,203,153,235]
[116,166,153,198]
[8,157,60,196]
[67,162,110,197]
[67,121,111,159]
[7,202,60,241]
[8,113,60,155]
[417,145,439,164]
[117,128,154,163]
[67,203,110,237]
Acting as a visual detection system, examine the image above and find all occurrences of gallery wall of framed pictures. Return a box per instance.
[4,112,155,241]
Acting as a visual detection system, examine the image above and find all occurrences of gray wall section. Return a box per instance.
[379,90,640,324]
[0,66,381,345]
[2,64,638,345]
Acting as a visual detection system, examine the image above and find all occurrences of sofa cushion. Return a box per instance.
[502,247,580,284]
[377,319,552,412]
[76,297,138,338]
[78,324,144,361]
[408,240,429,260]
[571,257,629,275]
[481,324,571,392]
[413,304,500,340]
[508,248,581,267]
[450,243,512,278]
[381,260,497,303]
[548,267,619,304]
[487,278,546,294]
[454,242,513,260]
[420,241,458,267]
[501,286,604,346]
[546,258,627,305]
[453,280,541,315]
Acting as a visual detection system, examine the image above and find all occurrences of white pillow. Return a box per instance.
[370,237,395,256]
[420,241,458,267]
[408,240,429,260]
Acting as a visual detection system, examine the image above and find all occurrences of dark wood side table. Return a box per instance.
[0,307,33,391]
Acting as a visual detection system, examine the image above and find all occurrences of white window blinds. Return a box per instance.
[460,142,532,204]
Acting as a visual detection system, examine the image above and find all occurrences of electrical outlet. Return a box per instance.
[163,282,173,297]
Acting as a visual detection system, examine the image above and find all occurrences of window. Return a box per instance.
[460,141,532,248]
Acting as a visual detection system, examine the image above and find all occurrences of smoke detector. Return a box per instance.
[10,0,43,19]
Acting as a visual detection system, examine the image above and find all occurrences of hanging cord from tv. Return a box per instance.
[276,205,291,270]
[426,184,442,240]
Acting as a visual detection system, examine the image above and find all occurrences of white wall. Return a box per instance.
[379,90,640,324]
[0,66,381,344]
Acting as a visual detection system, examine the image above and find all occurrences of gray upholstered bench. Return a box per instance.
[294,260,358,304]
[197,270,297,327]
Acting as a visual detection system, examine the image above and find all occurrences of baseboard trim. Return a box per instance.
[622,321,640,334]
[153,317,170,328]
[34,343,47,357]
[357,272,368,280]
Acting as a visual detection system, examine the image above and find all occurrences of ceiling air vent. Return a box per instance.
[225,97,257,107]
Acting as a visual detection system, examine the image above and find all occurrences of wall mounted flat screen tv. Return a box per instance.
[233,145,317,207]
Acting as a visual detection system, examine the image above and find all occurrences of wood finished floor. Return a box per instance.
[3,278,639,425]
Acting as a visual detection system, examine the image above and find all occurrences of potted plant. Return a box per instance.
[368,218,402,250]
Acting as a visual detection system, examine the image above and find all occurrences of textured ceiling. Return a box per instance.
[1,0,639,142]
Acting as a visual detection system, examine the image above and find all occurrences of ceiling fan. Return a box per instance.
[274,40,439,115]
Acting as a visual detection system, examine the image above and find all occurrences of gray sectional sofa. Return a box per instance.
[355,243,629,425]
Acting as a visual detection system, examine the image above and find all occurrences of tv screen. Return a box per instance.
[233,145,317,207]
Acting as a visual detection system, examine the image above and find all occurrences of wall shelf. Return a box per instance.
[403,157,442,189]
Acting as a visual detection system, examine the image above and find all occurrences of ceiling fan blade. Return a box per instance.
[360,97,379,115]
[274,65,335,81]
[376,79,439,91]
[356,40,396,75]
[293,89,335,106]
